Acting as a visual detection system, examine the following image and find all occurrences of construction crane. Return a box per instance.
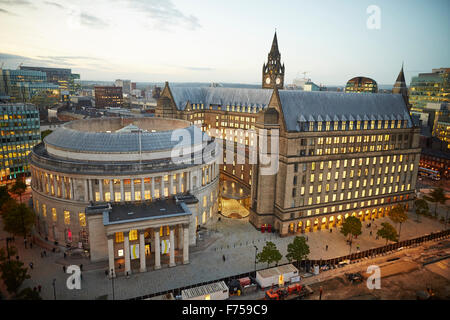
[17,63,23,70]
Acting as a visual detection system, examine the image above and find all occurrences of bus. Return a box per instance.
[418,167,441,181]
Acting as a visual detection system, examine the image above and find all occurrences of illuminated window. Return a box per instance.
[79,213,86,227]
[42,204,47,217]
[129,229,138,241]
[63,211,70,225]
[52,208,57,222]
[115,232,124,243]
[115,192,121,202]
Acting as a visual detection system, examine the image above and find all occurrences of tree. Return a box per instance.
[1,200,35,238]
[389,204,409,241]
[256,241,282,268]
[377,222,399,244]
[10,180,27,204]
[414,199,429,222]
[340,216,362,254]
[15,287,42,300]
[40,129,53,141]
[286,236,310,269]
[424,188,447,217]
[0,185,11,209]
[0,247,30,295]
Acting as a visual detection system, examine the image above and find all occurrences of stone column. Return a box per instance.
[178,174,182,194]
[177,224,183,250]
[84,179,89,202]
[110,179,114,202]
[69,178,74,200]
[139,230,146,272]
[160,176,165,199]
[151,177,155,199]
[169,226,175,267]
[61,177,66,199]
[88,179,93,201]
[120,179,124,202]
[169,174,173,196]
[301,221,306,233]
[108,236,115,278]
[141,178,145,200]
[183,224,189,264]
[131,179,135,201]
[53,175,57,196]
[124,232,131,275]
[99,179,104,201]
[154,228,161,270]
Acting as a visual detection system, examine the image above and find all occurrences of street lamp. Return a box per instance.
[110,268,115,300]
[52,279,56,300]
[253,245,258,274]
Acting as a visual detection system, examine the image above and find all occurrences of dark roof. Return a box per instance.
[103,198,193,225]
[421,148,450,160]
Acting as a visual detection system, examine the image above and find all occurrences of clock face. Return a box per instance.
[265,77,271,84]
[276,77,281,85]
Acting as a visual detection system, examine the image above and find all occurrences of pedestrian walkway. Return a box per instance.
[0,209,447,300]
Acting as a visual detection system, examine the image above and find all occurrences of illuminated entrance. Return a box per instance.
[219,179,250,219]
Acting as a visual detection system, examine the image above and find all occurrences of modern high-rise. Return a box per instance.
[409,68,450,109]
[115,79,132,95]
[19,66,80,94]
[155,32,421,236]
[0,103,40,184]
[94,86,123,108]
[0,69,60,102]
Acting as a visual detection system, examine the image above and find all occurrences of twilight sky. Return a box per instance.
[0,0,448,85]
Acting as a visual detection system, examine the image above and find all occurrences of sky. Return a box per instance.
[0,0,449,85]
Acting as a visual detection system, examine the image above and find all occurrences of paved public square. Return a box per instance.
[1,204,447,300]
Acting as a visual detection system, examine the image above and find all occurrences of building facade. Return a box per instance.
[155,34,421,237]
[409,68,450,109]
[30,117,219,276]
[0,69,60,102]
[94,86,123,108]
[0,103,40,184]
[20,66,80,94]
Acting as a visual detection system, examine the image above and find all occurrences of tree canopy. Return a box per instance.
[424,188,447,216]
[1,200,35,237]
[389,204,409,225]
[414,198,429,221]
[377,222,399,244]
[256,241,282,267]
[0,185,11,209]
[340,216,362,240]
[286,236,310,264]
[9,180,27,203]
[40,129,53,140]
[0,247,31,295]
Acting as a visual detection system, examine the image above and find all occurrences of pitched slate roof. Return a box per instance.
[169,87,272,111]
[277,90,413,131]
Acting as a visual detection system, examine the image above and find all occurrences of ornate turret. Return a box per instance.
[262,31,285,89]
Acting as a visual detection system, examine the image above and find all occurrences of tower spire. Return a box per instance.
[393,62,410,109]
[270,31,280,56]
[262,30,284,89]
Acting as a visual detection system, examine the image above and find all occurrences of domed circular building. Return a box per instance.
[344,76,378,93]
[30,117,219,275]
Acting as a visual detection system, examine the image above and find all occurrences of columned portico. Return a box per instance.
[124,232,131,275]
[183,224,189,264]
[169,226,175,267]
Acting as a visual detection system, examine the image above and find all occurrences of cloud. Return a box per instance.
[79,12,109,29]
[122,0,201,31]
[0,0,32,6]
[184,66,213,71]
[0,7,16,15]
[44,1,64,9]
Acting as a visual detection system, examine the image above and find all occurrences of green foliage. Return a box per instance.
[414,199,429,220]
[340,216,362,239]
[15,288,42,300]
[424,188,447,216]
[0,185,11,209]
[377,222,399,244]
[40,129,53,140]
[256,241,283,267]
[389,204,409,224]
[0,248,31,294]
[10,180,27,199]
[286,236,310,263]
[1,200,35,237]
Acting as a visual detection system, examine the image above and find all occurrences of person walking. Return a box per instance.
[30,242,33,249]
[325,245,328,251]
[63,252,66,259]
[63,265,66,273]
[370,231,372,236]
[329,228,332,233]
[80,264,83,271]
[38,285,42,293]
[29,262,33,269]
[24,238,27,249]
[222,254,226,262]
[43,250,46,257]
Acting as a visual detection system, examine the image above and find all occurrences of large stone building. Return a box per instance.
[30,117,219,276]
[155,33,421,237]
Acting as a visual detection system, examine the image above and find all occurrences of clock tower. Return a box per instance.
[262,31,285,89]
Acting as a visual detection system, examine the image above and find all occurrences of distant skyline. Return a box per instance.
[0,0,448,85]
